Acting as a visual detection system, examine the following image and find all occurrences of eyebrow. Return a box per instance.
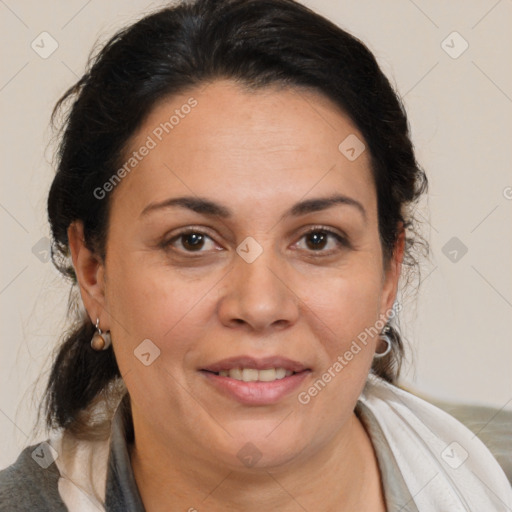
[140,194,367,223]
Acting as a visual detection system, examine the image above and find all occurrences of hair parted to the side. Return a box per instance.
[39,0,429,439]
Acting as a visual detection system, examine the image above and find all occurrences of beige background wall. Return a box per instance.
[1,0,511,468]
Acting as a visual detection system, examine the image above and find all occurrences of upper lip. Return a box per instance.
[201,356,310,373]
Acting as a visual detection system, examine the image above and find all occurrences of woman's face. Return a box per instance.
[75,80,402,469]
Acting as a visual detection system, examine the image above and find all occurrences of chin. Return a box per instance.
[211,430,306,471]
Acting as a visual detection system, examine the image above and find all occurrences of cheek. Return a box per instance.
[105,251,216,361]
[296,270,382,421]
[303,264,383,349]
[303,273,381,409]
[104,257,213,411]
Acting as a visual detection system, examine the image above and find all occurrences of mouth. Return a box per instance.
[201,355,310,378]
[199,356,311,404]
[201,367,301,382]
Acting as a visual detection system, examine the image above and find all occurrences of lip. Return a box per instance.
[200,369,311,405]
[201,355,309,373]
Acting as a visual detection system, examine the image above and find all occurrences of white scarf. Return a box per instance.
[49,374,512,511]
[359,374,512,511]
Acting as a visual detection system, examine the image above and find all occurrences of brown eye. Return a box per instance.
[295,228,348,254]
[163,229,218,254]
[181,232,205,251]
[305,231,328,250]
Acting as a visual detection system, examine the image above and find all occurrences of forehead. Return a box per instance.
[111,80,376,220]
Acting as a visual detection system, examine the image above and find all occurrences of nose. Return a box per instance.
[217,245,300,333]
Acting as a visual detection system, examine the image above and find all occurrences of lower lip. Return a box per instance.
[200,370,311,405]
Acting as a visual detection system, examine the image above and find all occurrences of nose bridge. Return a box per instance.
[217,240,299,331]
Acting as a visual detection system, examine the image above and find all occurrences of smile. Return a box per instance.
[210,367,294,382]
[200,369,311,405]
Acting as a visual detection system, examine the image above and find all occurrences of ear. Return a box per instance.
[67,221,109,328]
[379,223,405,319]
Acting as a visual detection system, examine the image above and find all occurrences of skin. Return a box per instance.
[68,80,404,511]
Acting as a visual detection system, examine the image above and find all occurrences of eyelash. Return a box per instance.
[161,225,350,257]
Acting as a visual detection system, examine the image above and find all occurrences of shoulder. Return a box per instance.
[358,374,512,509]
[430,399,512,485]
[0,441,67,512]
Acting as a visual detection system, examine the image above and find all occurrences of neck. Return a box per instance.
[129,411,385,512]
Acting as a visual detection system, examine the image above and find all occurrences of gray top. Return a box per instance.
[5,393,510,512]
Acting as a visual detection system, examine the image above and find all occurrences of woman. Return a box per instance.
[1,0,510,510]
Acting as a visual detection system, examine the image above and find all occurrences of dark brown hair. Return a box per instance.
[41,0,428,437]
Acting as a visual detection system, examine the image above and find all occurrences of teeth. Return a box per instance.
[229,368,242,380]
[243,369,259,382]
[217,368,294,381]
